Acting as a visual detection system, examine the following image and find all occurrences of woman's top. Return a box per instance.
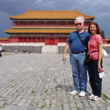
[87,34,103,60]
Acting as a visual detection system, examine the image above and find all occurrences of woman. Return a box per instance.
[87,22,103,101]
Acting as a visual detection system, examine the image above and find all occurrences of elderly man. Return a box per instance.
[63,16,90,96]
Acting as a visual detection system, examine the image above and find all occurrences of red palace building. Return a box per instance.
[1,9,95,45]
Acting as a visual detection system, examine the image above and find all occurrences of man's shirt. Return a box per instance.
[67,30,90,52]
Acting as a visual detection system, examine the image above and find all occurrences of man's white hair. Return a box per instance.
[75,16,85,24]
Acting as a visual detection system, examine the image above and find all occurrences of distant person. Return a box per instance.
[28,51,31,53]
[15,50,18,53]
[87,22,103,101]
[23,49,26,53]
[63,16,90,96]
[0,44,2,57]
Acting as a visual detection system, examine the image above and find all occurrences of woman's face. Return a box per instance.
[90,24,97,35]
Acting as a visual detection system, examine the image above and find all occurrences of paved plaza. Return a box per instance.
[0,53,110,110]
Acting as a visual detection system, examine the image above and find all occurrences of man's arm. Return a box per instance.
[62,42,70,61]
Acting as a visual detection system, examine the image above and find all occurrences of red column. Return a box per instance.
[18,37,20,43]
[35,37,37,43]
[66,22,68,27]
[45,22,47,26]
[84,22,87,27]
[57,22,59,27]
[45,38,48,45]
[26,37,28,43]
[18,22,20,26]
[27,22,29,26]
[36,21,37,26]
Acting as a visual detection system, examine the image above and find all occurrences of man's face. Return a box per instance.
[75,19,83,31]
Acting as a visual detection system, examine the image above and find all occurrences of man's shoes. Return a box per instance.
[70,90,78,95]
[79,91,86,97]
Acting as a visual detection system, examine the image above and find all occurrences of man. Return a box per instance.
[63,16,90,96]
[0,44,2,57]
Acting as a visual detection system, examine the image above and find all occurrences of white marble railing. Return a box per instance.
[103,44,110,46]
[1,42,110,47]
[1,43,45,46]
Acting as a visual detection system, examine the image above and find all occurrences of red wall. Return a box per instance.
[9,37,19,42]
[103,41,108,44]
[0,37,109,44]
[0,40,9,43]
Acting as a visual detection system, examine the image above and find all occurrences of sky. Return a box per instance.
[0,0,110,39]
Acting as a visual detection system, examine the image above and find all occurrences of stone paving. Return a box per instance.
[0,53,110,110]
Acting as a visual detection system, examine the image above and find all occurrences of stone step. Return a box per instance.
[41,45,58,53]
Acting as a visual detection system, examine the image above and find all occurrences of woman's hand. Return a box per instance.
[98,64,102,71]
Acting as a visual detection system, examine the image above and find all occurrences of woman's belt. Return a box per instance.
[71,51,86,54]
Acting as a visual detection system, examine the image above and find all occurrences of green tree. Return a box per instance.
[100,30,106,39]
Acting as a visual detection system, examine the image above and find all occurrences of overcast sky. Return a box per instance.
[0,0,110,39]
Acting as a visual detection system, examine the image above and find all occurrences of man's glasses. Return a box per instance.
[75,23,82,26]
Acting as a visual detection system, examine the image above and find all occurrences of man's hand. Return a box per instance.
[62,42,70,61]
[63,54,67,61]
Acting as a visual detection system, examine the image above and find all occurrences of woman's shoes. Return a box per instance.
[87,94,94,99]
[92,96,101,101]
[87,94,101,101]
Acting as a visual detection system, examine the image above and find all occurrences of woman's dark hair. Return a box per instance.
[88,22,101,34]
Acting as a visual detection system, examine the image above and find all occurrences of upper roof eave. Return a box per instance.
[9,9,95,20]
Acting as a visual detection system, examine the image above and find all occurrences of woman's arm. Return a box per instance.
[98,43,103,70]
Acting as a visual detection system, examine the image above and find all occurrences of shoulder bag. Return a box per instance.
[102,49,108,58]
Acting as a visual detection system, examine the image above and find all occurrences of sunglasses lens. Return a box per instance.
[76,23,82,26]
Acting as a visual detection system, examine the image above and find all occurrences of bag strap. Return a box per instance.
[89,50,98,55]
[76,31,87,51]
[76,31,98,54]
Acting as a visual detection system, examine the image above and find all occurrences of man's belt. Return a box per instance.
[71,51,86,54]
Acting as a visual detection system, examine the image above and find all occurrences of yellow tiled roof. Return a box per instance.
[9,9,95,20]
[103,39,110,41]
[0,38,9,40]
[4,29,74,34]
